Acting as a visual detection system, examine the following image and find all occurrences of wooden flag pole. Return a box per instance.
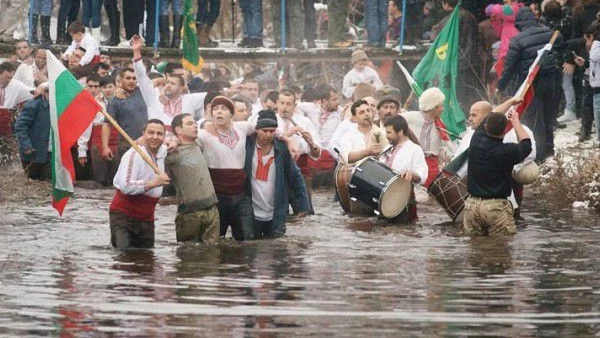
[403,90,415,110]
[98,108,162,175]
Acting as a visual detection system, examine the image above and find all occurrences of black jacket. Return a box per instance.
[498,7,563,92]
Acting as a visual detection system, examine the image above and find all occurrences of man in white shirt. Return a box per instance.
[380,115,429,223]
[0,62,35,110]
[401,87,455,188]
[339,99,387,164]
[342,49,383,99]
[13,46,48,87]
[109,119,171,249]
[275,89,321,214]
[130,35,206,127]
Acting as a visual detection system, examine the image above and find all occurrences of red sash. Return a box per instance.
[307,151,336,171]
[89,125,118,153]
[424,155,440,188]
[0,109,14,137]
[209,168,247,196]
[296,154,311,177]
[109,190,160,222]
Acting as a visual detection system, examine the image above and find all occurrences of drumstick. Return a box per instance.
[378,144,394,156]
[333,147,347,164]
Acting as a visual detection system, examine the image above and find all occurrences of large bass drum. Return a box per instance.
[427,171,470,222]
[348,157,411,219]
[334,163,352,213]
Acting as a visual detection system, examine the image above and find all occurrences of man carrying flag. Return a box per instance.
[46,50,102,215]
[498,7,563,161]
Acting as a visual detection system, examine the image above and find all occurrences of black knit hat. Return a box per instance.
[256,110,278,129]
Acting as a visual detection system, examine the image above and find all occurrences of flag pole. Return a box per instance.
[402,90,414,110]
[281,0,286,53]
[398,0,407,52]
[514,30,560,102]
[98,108,162,174]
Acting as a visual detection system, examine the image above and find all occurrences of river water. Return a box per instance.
[1,185,599,337]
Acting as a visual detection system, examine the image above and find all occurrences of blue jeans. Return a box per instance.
[239,0,262,39]
[196,0,220,26]
[245,219,285,240]
[562,72,576,112]
[592,92,600,141]
[30,0,53,15]
[160,0,183,16]
[82,0,103,28]
[365,0,388,46]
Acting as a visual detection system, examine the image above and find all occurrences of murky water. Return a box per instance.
[1,185,599,337]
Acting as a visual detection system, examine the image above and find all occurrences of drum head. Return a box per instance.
[379,176,412,218]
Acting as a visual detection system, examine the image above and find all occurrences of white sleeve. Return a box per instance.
[12,80,34,104]
[182,92,206,120]
[13,64,33,87]
[77,123,93,157]
[370,67,384,89]
[339,133,353,164]
[63,41,76,59]
[302,118,322,159]
[342,72,355,99]
[589,41,600,62]
[133,59,162,118]
[79,35,100,66]
[113,150,147,195]
[413,146,429,186]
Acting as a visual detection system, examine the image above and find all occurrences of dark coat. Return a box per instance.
[14,96,50,164]
[498,7,564,92]
[244,135,309,237]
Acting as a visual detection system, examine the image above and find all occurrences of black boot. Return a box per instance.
[171,15,182,48]
[29,14,39,44]
[206,24,218,47]
[102,9,121,46]
[40,16,52,44]
[159,15,170,48]
[237,37,250,47]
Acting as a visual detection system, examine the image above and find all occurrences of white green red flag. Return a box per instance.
[46,50,102,215]
[396,61,423,97]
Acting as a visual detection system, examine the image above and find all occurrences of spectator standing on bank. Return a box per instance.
[365,0,388,48]
[56,0,81,45]
[571,0,600,39]
[328,0,352,47]
[238,0,264,48]
[159,0,183,48]
[388,0,403,42]
[123,0,145,41]
[102,0,121,46]
[304,0,317,48]
[82,0,102,42]
[197,0,220,47]
[498,7,563,161]
[29,0,53,44]
[271,0,305,49]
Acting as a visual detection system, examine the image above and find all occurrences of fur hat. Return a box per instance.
[256,110,278,129]
[210,96,235,115]
[375,85,401,108]
[512,161,540,185]
[418,87,445,112]
[351,49,369,65]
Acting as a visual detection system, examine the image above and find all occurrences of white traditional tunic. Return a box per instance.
[197,121,254,169]
[299,102,342,153]
[380,140,429,185]
[133,59,206,125]
[276,113,322,158]
[342,66,383,99]
[251,145,276,221]
[113,144,167,198]
[0,79,33,109]
[339,123,386,164]
[63,32,100,66]
[13,62,46,87]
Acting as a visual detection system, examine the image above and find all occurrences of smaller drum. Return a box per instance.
[427,171,470,221]
[348,157,411,219]
[334,163,352,213]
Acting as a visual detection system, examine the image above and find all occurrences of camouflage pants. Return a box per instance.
[462,197,516,237]
[175,205,219,244]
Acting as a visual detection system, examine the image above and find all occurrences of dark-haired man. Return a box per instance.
[339,99,387,164]
[166,113,219,244]
[0,61,35,110]
[109,119,171,249]
[244,110,309,240]
[463,108,532,237]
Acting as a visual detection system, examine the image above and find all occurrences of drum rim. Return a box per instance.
[378,173,411,218]
[334,163,351,213]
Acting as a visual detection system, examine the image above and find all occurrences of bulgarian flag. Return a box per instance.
[181,0,203,74]
[46,50,102,215]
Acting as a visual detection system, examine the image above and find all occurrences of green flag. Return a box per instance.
[182,0,203,74]
[412,5,465,138]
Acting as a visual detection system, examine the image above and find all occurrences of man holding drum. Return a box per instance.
[380,115,429,223]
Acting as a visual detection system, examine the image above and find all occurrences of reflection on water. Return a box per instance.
[0,188,600,336]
